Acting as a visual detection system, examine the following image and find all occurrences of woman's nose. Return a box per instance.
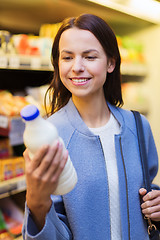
[72,57,85,72]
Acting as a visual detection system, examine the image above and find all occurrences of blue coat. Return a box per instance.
[22,98,159,240]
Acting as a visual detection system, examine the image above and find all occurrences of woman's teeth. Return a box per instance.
[72,79,89,83]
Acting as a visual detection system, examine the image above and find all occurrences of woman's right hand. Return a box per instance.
[23,140,68,229]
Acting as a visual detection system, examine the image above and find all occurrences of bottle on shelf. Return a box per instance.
[20,104,77,195]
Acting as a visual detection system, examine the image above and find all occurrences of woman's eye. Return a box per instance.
[85,56,97,60]
[62,56,72,60]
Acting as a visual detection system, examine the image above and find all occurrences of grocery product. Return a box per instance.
[0,91,29,117]
[0,198,24,239]
[20,104,78,195]
[0,157,25,181]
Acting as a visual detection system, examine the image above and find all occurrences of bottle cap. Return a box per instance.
[20,105,40,121]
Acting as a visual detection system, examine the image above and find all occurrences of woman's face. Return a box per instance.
[58,27,115,100]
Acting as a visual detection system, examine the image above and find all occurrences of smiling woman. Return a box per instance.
[48,14,122,115]
[22,13,160,240]
[58,28,112,103]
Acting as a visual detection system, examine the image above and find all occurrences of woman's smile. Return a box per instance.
[69,77,91,86]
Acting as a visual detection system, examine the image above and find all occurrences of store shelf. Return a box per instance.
[0,116,24,140]
[0,68,53,90]
[0,54,147,76]
[0,0,158,35]
[0,115,10,136]
[121,62,147,77]
[0,176,26,199]
[87,0,160,24]
[15,236,23,240]
[0,55,53,71]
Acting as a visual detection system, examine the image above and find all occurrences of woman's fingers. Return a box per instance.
[34,140,60,178]
[141,193,160,208]
[50,149,68,183]
[24,139,68,190]
[139,189,160,221]
[142,204,160,214]
[139,188,147,196]
[24,140,60,176]
[24,144,50,170]
[41,141,66,182]
[142,190,160,202]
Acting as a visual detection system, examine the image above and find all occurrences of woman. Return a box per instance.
[22,14,160,240]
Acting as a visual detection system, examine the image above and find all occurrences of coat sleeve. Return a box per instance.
[22,195,72,240]
[141,115,160,230]
[141,114,159,188]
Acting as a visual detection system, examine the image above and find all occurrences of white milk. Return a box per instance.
[20,104,77,195]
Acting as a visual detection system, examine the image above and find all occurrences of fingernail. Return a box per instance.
[43,144,49,150]
[139,189,143,194]
[59,141,63,148]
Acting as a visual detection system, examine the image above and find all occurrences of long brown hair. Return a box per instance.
[45,14,123,115]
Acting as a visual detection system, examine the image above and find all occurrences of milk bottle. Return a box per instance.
[20,104,77,195]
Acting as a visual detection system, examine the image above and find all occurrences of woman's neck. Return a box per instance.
[72,95,110,128]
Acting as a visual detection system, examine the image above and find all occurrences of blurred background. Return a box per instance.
[0,1,160,238]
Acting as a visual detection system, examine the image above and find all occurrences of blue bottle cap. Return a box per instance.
[20,105,40,121]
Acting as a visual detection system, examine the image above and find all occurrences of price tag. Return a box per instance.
[0,115,9,128]
[17,177,26,190]
[31,57,41,69]
[0,55,8,68]
[9,117,25,146]
[9,55,20,68]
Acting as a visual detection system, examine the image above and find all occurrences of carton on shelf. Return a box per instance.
[0,157,25,181]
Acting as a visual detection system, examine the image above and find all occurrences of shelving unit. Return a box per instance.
[0,0,159,35]
[0,54,148,91]
[121,62,147,77]
[15,236,23,240]
[0,0,151,199]
[0,68,53,90]
[0,60,148,204]
[0,55,147,75]
[0,55,53,71]
[0,176,26,199]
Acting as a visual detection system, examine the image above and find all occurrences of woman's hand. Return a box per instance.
[23,140,68,229]
[139,188,160,221]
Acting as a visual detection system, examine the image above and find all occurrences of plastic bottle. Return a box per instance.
[20,104,77,195]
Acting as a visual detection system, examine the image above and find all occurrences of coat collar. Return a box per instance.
[65,98,125,136]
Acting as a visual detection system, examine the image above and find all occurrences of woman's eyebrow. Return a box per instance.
[60,49,99,54]
[83,49,99,54]
[60,50,72,54]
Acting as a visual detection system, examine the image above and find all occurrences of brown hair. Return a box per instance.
[45,13,123,115]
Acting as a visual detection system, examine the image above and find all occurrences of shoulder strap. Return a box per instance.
[131,110,151,192]
[132,111,160,238]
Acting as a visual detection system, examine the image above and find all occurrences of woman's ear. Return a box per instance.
[107,58,116,73]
